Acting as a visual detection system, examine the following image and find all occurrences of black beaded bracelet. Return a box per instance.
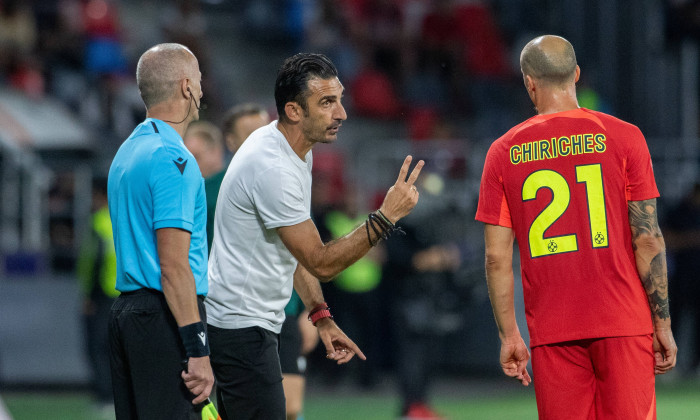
[178,322,210,358]
[365,211,405,246]
[368,213,386,240]
[365,220,376,247]
[376,209,395,227]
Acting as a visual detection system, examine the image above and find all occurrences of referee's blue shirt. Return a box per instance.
[108,118,208,295]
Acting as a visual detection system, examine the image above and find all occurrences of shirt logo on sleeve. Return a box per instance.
[173,157,188,174]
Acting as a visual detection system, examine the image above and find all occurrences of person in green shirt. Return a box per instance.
[183,120,225,253]
[76,177,119,416]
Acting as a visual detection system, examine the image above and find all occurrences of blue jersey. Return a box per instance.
[108,118,208,295]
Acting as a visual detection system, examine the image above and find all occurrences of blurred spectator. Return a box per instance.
[37,0,89,111]
[664,182,700,376]
[161,0,209,74]
[318,184,385,389]
[76,177,118,419]
[352,0,406,78]
[402,0,460,116]
[350,62,403,119]
[221,102,270,156]
[183,119,225,253]
[0,0,38,61]
[7,54,45,98]
[383,207,464,420]
[304,0,361,82]
[0,0,41,95]
[184,120,225,178]
[161,0,222,119]
[81,0,130,132]
[82,0,126,76]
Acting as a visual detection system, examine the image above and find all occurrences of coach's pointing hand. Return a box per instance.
[316,317,366,365]
[379,155,425,224]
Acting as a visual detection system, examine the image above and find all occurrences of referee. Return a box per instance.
[107,43,214,419]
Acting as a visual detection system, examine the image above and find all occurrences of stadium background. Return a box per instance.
[0,0,699,418]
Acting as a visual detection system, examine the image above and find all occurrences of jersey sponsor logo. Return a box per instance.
[173,157,188,174]
[510,133,607,165]
[198,331,206,346]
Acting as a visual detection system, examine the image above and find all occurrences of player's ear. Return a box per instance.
[574,65,581,83]
[284,102,302,122]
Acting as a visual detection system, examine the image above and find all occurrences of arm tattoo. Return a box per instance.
[628,199,662,240]
[628,199,670,320]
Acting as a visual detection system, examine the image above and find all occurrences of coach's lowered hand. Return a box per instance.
[316,317,366,365]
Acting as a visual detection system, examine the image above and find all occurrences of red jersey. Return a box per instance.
[476,108,657,346]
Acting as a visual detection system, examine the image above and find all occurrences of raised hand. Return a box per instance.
[379,155,425,223]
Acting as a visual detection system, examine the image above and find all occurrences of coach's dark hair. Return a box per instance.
[274,53,338,123]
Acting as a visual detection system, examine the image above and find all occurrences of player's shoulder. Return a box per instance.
[581,108,642,134]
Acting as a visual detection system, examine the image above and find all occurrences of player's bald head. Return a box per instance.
[520,35,577,86]
[136,43,198,109]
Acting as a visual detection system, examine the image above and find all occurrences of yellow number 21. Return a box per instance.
[522,164,608,258]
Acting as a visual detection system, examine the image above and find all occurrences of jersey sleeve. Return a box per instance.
[151,150,202,232]
[253,166,310,229]
[624,125,659,201]
[475,142,512,227]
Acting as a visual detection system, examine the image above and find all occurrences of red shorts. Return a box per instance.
[531,335,656,420]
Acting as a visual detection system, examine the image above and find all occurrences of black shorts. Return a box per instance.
[279,315,306,375]
[208,325,285,420]
[109,289,207,420]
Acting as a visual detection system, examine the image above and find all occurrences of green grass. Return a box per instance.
[304,393,539,420]
[2,380,699,419]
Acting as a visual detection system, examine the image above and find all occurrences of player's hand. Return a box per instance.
[653,327,677,375]
[378,155,425,224]
[182,356,215,404]
[316,317,366,365]
[500,336,532,386]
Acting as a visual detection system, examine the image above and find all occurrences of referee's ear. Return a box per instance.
[178,78,190,100]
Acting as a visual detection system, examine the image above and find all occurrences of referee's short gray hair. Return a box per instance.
[136,43,197,109]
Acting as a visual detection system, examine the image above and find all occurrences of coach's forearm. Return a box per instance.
[293,264,326,309]
[309,222,380,281]
[279,218,385,282]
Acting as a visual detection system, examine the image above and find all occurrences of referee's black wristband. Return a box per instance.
[178,322,210,358]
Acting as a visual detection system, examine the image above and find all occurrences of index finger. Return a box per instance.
[405,159,425,186]
[395,155,413,184]
[342,338,366,361]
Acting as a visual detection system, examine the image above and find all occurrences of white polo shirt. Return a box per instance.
[205,121,312,334]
